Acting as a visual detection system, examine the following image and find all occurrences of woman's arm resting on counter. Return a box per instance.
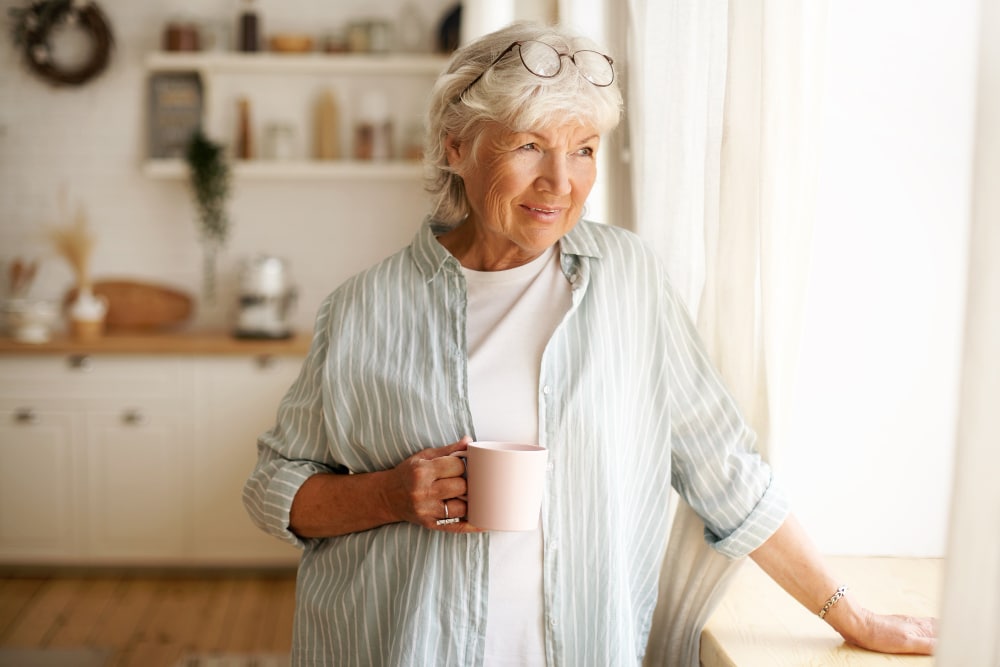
[749,514,937,655]
[289,436,480,536]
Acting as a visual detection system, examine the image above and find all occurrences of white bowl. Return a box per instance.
[3,299,60,343]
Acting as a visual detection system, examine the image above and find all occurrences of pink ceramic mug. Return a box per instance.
[453,441,548,531]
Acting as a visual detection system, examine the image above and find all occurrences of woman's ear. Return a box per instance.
[445,134,463,171]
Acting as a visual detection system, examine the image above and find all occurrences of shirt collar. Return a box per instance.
[410,216,604,282]
[559,219,604,260]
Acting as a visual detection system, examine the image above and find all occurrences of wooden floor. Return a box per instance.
[0,570,297,667]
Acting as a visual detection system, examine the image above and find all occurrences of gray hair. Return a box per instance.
[423,22,624,225]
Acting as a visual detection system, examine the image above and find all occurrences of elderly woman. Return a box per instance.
[243,21,936,666]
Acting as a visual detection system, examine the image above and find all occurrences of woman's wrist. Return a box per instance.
[821,591,868,645]
[290,470,400,537]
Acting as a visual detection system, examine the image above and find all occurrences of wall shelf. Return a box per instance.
[143,51,441,180]
[145,52,451,76]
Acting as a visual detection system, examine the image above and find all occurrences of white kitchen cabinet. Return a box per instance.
[0,405,79,560]
[0,352,302,567]
[84,402,190,561]
[190,356,303,565]
[0,355,190,564]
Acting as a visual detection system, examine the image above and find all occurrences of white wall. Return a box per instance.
[0,0,457,333]
[782,1,978,556]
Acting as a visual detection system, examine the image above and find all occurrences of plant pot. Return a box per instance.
[68,285,108,340]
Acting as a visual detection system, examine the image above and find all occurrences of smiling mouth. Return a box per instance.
[524,206,560,214]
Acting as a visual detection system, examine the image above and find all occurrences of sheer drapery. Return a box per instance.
[938,1,1000,662]
[460,0,516,46]
[698,0,828,468]
[622,0,727,313]
[629,2,828,665]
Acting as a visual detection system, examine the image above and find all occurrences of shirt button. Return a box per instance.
[542,385,552,395]
[549,540,559,552]
[549,617,558,628]
[546,461,554,472]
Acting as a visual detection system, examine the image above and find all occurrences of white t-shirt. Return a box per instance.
[463,244,572,666]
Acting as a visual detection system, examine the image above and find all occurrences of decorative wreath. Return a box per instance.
[9,0,114,86]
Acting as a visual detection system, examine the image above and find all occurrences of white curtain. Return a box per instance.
[622,0,727,313]
[625,1,829,665]
[937,0,1000,663]
[460,0,516,45]
[698,0,828,469]
[460,0,559,45]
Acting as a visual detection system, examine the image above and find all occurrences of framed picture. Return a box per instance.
[147,71,203,159]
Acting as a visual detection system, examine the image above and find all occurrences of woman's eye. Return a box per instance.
[519,143,538,151]
[577,146,594,157]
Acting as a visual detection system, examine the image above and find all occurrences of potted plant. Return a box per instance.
[49,206,107,339]
[184,128,231,302]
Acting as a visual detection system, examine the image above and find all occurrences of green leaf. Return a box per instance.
[184,128,231,245]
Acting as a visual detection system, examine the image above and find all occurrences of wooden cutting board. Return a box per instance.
[65,279,194,331]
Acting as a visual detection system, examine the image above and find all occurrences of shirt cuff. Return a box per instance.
[704,475,790,559]
[260,460,331,548]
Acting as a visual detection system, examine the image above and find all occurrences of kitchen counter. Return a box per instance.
[0,331,312,356]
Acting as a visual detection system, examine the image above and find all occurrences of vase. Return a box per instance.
[69,285,108,339]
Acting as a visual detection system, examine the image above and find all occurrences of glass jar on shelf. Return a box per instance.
[354,91,393,161]
[263,123,296,160]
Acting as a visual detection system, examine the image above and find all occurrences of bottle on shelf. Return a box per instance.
[396,2,428,53]
[263,123,296,160]
[354,91,393,161]
[238,0,260,52]
[402,120,424,161]
[236,97,254,159]
[314,89,341,160]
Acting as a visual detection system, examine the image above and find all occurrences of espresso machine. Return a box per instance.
[233,255,297,339]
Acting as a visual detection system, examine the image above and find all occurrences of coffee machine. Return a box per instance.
[233,255,297,339]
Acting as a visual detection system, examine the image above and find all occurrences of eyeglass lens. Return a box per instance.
[572,50,615,86]
[518,40,614,86]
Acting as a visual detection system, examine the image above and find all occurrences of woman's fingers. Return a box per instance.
[392,436,473,530]
[436,498,482,533]
[416,436,470,483]
[415,435,472,460]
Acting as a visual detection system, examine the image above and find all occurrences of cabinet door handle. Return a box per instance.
[14,407,38,425]
[121,409,145,426]
[68,355,93,372]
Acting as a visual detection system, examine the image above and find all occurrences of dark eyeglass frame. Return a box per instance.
[457,40,615,101]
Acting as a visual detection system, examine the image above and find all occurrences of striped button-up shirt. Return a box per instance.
[243,218,789,666]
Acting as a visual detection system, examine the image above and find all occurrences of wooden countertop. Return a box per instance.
[701,556,942,666]
[0,331,312,356]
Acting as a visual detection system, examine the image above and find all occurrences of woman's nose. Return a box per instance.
[536,154,572,195]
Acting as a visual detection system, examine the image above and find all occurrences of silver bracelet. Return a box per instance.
[818,585,848,619]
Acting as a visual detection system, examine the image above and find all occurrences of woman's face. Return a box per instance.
[446,120,600,270]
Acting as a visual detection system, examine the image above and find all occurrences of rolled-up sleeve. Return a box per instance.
[664,286,790,559]
[702,465,789,559]
[242,296,343,548]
